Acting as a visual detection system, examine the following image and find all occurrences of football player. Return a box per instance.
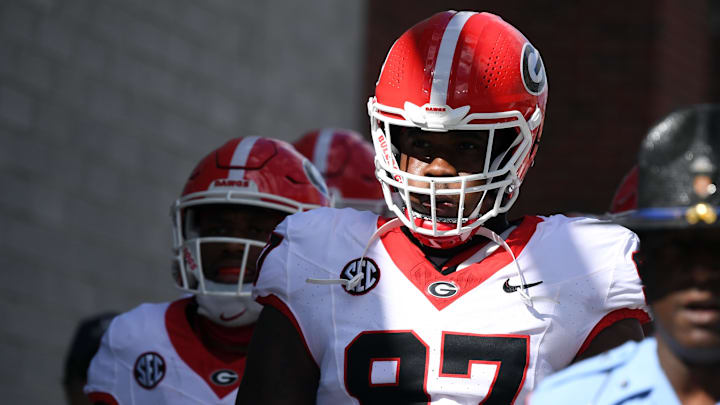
[530,104,720,404]
[237,11,648,405]
[84,137,330,404]
[294,128,386,214]
[63,312,117,405]
[609,165,638,214]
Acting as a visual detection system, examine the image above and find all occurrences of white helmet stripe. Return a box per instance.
[229,135,260,180]
[312,129,334,175]
[429,11,476,106]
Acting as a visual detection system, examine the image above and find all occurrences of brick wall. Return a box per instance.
[0,0,366,402]
[652,0,710,119]
[365,0,717,215]
[713,2,720,100]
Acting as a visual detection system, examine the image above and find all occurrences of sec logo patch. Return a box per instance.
[134,352,166,389]
[341,258,380,295]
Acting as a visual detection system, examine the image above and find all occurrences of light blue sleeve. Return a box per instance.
[528,341,639,405]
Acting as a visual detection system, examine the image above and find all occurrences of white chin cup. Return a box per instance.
[196,285,262,327]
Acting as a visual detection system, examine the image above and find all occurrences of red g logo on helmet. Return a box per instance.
[521,43,547,96]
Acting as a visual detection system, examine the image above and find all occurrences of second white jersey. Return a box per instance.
[84,298,248,405]
[254,208,649,405]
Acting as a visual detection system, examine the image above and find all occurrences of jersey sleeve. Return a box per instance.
[253,215,291,308]
[253,207,368,311]
[252,211,319,354]
[606,232,648,312]
[84,319,121,405]
[576,228,650,356]
[252,207,379,364]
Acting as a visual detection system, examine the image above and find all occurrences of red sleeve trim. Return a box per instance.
[575,308,651,358]
[87,391,119,405]
[256,294,319,369]
[254,232,284,286]
[631,250,648,303]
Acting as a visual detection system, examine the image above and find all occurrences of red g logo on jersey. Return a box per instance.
[210,369,238,386]
[340,258,380,296]
[427,281,459,298]
[134,352,166,389]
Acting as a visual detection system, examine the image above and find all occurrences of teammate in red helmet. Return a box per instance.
[237,11,648,404]
[63,312,117,405]
[294,128,386,214]
[84,137,329,405]
[610,166,639,214]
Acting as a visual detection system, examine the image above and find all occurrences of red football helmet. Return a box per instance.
[610,166,638,213]
[171,136,330,297]
[368,10,548,248]
[294,128,385,214]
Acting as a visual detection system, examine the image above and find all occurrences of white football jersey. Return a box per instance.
[253,208,650,405]
[84,298,248,404]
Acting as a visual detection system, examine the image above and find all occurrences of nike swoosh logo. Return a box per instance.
[503,279,543,293]
[219,309,246,322]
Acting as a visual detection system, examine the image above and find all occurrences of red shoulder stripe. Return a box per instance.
[575,308,651,358]
[87,391,119,405]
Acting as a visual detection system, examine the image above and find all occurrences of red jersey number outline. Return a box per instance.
[344,331,529,405]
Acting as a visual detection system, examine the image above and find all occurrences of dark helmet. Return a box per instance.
[613,104,720,230]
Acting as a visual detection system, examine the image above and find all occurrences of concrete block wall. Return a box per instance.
[0,0,366,402]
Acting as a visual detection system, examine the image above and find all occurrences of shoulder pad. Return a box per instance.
[286,207,378,244]
[104,302,169,351]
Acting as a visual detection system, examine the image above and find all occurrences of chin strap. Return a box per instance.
[306,218,404,289]
[473,225,533,307]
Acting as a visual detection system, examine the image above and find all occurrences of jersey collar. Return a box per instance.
[165,298,249,399]
[378,216,542,310]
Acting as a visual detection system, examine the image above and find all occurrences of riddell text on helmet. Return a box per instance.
[376,133,402,182]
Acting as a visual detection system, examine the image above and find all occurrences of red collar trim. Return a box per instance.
[378,216,543,310]
[165,298,248,399]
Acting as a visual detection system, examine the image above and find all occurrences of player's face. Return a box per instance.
[394,127,509,219]
[185,204,287,284]
[643,228,720,352]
